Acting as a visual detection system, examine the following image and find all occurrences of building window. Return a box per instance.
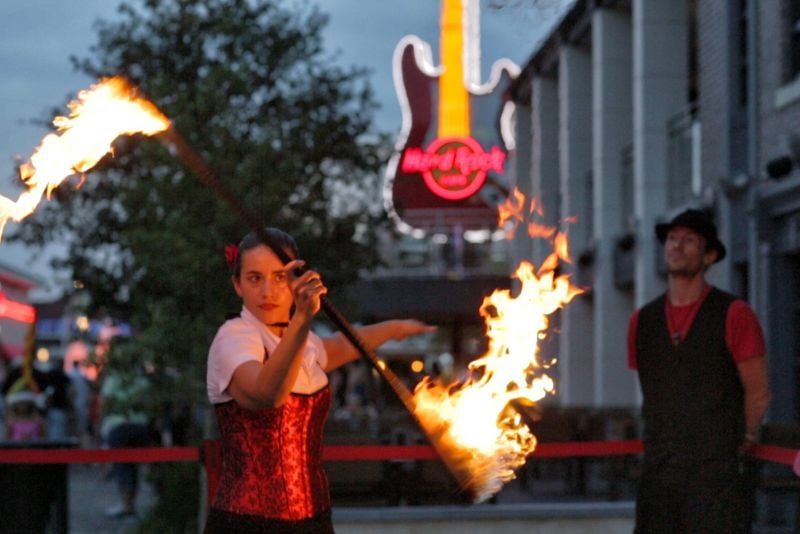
[666,103,701,209]
[619,144,634,232]
[736,0,749,107]
[584,169,593,245]
[688,0,699,104]
[789,0,800,81]
[730,0,750,173]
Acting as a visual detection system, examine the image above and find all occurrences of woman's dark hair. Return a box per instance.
[232,228,299,278]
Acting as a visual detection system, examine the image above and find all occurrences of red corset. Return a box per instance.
[212,386,331,521]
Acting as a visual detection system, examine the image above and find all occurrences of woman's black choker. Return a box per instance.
[267,322,289,328]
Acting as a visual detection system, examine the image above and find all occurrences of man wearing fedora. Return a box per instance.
[627,208,771,533]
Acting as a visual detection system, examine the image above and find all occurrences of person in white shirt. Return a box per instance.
[205,228,433,533]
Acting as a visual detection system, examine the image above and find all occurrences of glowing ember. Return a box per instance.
[0,76,170,240]
[413,189,583,502]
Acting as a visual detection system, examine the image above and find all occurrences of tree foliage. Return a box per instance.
[12,0,389,404]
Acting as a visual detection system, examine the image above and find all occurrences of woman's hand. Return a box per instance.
[285,260,327,320]
[391,319,436,341]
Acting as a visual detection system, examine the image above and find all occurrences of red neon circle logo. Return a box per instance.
[401,136,506,201]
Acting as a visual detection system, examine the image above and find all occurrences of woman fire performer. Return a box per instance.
[205,228,433,533]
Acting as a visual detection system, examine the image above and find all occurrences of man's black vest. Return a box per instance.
[635,287,744,466]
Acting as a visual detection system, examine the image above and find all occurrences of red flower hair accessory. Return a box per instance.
[224,244,239,269]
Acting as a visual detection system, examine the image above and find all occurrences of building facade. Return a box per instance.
[508,0,800,437]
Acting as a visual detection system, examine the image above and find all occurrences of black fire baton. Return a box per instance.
[159,127,416,412]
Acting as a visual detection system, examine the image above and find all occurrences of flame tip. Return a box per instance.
[0,76,170,241]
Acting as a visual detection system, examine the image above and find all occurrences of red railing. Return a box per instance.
[0,440,796,508]
[0,439,794,465]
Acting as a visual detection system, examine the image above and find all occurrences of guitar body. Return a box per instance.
[384,35,518,233]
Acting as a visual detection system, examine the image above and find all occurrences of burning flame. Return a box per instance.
[412,188,583,502]
[496,187,525,238]
[0,76,170,240]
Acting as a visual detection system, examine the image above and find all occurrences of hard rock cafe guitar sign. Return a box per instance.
[383,0,519,235]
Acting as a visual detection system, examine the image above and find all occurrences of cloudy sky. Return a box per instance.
[0,0,566,299]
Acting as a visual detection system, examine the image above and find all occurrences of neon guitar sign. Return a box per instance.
[401,137,506,200]
[384,0,519,234]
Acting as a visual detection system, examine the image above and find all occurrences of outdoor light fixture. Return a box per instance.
[36,347,50,363]
[765,132,800,180]
[765,155,793,180]
[75,315,89,332]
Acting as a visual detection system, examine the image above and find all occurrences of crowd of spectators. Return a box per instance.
[0,355,91,443]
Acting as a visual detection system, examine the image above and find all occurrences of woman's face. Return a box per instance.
[232,244,293,325]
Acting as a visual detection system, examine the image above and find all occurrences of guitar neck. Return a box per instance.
[438,0,471,139]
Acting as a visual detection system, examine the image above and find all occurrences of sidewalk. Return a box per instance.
[67,463,156,534]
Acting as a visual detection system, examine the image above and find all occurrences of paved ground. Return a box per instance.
[67,463,156,534]
[46,460,799,533]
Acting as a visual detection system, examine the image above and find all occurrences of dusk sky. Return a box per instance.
[0,0,568,299]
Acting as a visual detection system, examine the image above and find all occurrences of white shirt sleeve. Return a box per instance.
[207,319,264,404]
[308,332,328,371]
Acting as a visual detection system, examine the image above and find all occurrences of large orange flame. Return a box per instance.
[0,76,170,241]
[412,188,583,502]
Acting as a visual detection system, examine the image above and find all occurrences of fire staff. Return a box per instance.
[204,228,433,533]
[627,209,770,533]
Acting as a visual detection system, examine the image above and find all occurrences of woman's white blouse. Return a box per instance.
[207,307,329,404]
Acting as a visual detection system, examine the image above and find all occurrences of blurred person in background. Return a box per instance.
[38,359,71,441]
[67,359,92,446]
[63,341,94,446]
[4,390,45,441]
[2,359,46,441]
[98,346,158,519]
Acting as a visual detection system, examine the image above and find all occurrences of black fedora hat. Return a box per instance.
[655,209,726,263]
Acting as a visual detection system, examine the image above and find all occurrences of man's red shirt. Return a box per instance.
[628,289,766,369]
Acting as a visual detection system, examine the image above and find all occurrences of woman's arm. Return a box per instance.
[228,319,312,410]
[227,261,327,410]
[321,319,435,372]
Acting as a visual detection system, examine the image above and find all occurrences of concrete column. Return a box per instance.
[531,75,560,266]
[509,101,533,267]
[592,7,637,407]
[633,0,688,306]
[559,45,594,407]
[530,74,562,391]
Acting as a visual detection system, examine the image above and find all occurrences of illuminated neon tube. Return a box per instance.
[0,291,36,324]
